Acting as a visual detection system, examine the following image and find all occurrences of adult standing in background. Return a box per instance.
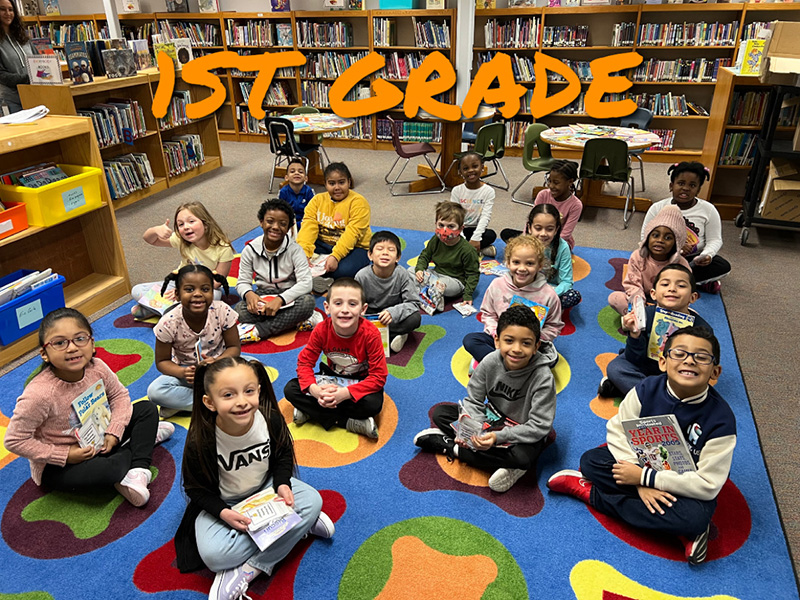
[0,0,32,115]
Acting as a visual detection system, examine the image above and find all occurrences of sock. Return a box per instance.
[242,563,263,582]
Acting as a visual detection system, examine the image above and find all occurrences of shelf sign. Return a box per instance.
[123,127,134,145]
[62,186,86,213]
[16,299,43,330]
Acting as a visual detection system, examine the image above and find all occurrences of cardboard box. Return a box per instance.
[759,159,800,223]
[759,21,800,86]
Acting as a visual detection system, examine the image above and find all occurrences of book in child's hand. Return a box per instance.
[137,286,174,315]
[453,301,477,318]
[452,409,484,451]
[508,295,548,328]
[479,259,509,276]
[69,379,111,449]
[309,254,330,278]
[631,295,646,333]
[231,487,295,531]
[365,315,390,357]
[258,295,295,310]
[315,374,359,388]
[647,307,695,360]
[622,414,696,474]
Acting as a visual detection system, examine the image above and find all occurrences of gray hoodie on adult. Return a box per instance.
[0,35,31,109]
[463,348,557,447]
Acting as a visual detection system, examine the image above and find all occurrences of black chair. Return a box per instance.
[265,116,319,192]
[620,107,654,193]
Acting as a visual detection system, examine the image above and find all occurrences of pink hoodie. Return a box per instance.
[480,271,563,342]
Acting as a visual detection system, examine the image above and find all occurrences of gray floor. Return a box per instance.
[9,141,800,577]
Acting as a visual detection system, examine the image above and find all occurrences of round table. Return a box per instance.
[259,113,355,184]
[539,124,661,209]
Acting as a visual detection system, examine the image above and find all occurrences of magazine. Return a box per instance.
[232,488,301,551]
[647,307,695,360]
[365,315,389,357]
[70,379,111,449]
[621,414,696,474]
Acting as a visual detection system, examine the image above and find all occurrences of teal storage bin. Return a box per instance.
[379,0,423,8]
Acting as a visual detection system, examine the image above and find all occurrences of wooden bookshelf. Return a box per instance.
[18,68,222,210]
[0,115,130,367]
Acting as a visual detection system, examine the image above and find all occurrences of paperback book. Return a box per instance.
[70,379,111,449]
[65,41,93,84]
[102,49,138,78]
[621,414,696,473]
[647,307,695,360]
[231,488,301,551]
[137,286,174,316]
[173,38,194,66]
[365,315,390,357]
[508,295,549,328]
[315,374,360,388]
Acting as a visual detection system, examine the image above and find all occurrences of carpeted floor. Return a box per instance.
[0,226,795,599]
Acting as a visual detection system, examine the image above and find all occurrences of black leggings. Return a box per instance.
[463,226,497,249]
[692,255,731,285]
[40,401,159,491]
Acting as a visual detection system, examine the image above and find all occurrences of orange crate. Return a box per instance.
[0,201,29,241]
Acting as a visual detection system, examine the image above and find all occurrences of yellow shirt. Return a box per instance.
[169,231,234,269]
[296,190,372,261]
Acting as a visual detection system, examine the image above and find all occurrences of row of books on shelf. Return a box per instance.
[158,90,192,130]
[631,93,707,117]
[163,134,205,177]
[78,99,147,149]
[412,17,450,49]
[26,37,145,86]
[0,162,68,188]
[158,20,220,47]
[612,22,636,47]
[48,21,98,45]
[541,25,589,47]
[232,52,294,78]
[719,132,756,166]
[296,21,352,48]
[742,21,772,42]
[323,116,372,141]
[103,153,155,200]
[237,107,268,134]
[373,17,397,47]
[377,52,430,81]
[301,51,369,79]
[647,128,676,152]
[631,57,731,83]
[483,17,540,49]
[225,20,293,48]
[300,82,367,109]
[729,90,769,127]
[376,118,442,144]
[637,21,739,47]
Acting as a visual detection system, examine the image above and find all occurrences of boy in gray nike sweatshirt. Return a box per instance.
[414,305,557,493]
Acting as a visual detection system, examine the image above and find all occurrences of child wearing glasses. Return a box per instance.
[598,264,712,401]
[548,326,735,565]
[5,308,174,507]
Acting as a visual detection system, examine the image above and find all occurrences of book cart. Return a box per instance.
[0,115,130,367]
[18,68,223,210]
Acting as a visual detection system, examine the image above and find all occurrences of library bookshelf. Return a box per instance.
[476,2,800,163]
[0,115,130,367]
[18,68,222,210]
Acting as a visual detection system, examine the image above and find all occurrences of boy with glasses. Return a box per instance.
[548,326,736,565]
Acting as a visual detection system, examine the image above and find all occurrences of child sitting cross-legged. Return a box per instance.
[412,200,480,313]
[283,278,387,439]
[235,199,315,344]
[414,305,557,493]
[354,230,421,354]
[548,326,735,565]
[599,264,711,400]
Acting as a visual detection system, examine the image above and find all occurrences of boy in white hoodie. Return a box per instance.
[463,235,562,365]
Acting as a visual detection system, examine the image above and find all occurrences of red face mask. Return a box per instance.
[436,226,462,243]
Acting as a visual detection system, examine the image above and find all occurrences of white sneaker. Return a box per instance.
[309,511,335,539]
[488,468,526,493]
[390,333,409,353]
[480,245,497,258]
[293,408,309,426]
[297,311,324,331]
[345,416,378,439]
[115,467,152,507]
[237,323,260,344]
[155,421,175,445]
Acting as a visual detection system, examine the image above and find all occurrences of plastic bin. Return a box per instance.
[0,165,104,227]
[0,201,29,241]
[379,0,423,7]
[0,269,66,346]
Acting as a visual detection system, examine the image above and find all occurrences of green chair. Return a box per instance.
[292,106,330,167]
[579,137,635,228]
[511,123,556,206]
[443,122,509,190]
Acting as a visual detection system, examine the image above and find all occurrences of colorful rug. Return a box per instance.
[0,227,796,600]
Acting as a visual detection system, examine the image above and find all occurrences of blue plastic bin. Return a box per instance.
[0,270,66,346]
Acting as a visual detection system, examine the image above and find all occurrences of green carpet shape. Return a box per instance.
[94,339,155,387]
[0,593,54,600]
[387,325,446,381]
[338,516,527,599]
[597,305,626,343]
[21,467,157,539]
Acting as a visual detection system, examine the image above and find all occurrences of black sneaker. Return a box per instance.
[413,428,455,458]
[683,525,710,565]
[597,377,623,399]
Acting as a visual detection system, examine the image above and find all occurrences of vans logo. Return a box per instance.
[218,441,271,472]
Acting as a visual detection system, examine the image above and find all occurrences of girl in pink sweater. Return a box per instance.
[462,235,562,365]
[5,308,173,507]
[608,205,691,315]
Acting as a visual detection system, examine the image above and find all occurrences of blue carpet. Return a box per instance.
[0,227,796,600]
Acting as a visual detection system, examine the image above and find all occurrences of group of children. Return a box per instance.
[4,157,737,600]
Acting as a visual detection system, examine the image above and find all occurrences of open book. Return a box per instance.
[621,414,696,474]
[231,488,302,551]
[69,379,111,449]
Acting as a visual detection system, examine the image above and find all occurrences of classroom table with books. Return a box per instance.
[540,124,661,209]
[260,114,354,185]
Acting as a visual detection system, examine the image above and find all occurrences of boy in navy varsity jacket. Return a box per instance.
[548,326,735,565]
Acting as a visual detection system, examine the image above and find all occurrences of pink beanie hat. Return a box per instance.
[640,205,687,259]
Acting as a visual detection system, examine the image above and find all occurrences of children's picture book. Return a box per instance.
[198,0,219,12]
[0,269,54,306]
[453,301,478,318]
[121,0,141,13]
[30,37,55,55]
[452,400,515,449]
[348,0,364,8]
[736,39,765,75]
[15,163,67,187]
[153,41,178,63]
[647,307,695,360]
[477,0,496,8]
[452,403,484,450]
[309,254,330,278]
[479,259,508,276]
[315,374,360,388]
[231,488,302,551]
[426,0,444,7]
[419,277,445,316]
[102,49,138,78]
[43,0,59,15]
[65,41,93,84]
[508,294,549,328]
[621,414,696,474]
[128,39,154,70]
[137,286,174,316]
[25,55,63,85]
[323,0,345,8]
[173,38,194,66]
[69,379,111,449]
[275,23,293,47]
[271,0,291,10]
[365,315,390,357]
[166,0,189,12]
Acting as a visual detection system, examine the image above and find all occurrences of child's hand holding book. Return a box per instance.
[220,507,252,532]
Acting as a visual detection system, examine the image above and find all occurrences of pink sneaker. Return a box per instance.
[115,467,152,507]
[155,421,175,445]
[547,469,592,503]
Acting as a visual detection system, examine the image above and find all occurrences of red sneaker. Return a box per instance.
[547,469,592,503]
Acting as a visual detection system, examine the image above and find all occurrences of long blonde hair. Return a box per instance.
[173,202,231,260]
